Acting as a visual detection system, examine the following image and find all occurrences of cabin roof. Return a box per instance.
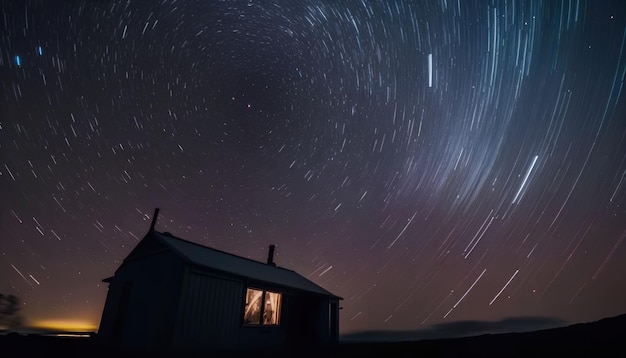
[123,230,341,299]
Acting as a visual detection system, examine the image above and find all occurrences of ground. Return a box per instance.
[2,314,624,358]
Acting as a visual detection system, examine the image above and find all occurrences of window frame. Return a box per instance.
[243,287,282,327]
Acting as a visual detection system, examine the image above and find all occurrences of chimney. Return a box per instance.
[267,244,276,266]
[149,208,160,232]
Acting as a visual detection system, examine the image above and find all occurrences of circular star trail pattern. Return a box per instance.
[2,1,626,334]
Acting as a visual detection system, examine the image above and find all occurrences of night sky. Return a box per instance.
[2,0,626,335]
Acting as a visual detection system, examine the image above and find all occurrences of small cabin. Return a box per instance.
[97,210,341,352]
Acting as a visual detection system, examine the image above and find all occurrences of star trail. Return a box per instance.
[1,0,626,335]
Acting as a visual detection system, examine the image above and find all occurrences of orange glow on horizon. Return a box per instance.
[30,319,98,332]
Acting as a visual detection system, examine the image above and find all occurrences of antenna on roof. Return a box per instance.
[150,208,160,232]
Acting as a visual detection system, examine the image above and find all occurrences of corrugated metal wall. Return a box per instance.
[96,280,123,341]
[99,251,185,349]
[173,271,244,350]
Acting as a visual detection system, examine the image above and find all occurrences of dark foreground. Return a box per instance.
[3,314,624,358]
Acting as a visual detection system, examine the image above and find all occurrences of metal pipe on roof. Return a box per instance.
[150,208,160,231]
[267,244,276,266]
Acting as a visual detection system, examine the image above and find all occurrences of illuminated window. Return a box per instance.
[244,288,281,326]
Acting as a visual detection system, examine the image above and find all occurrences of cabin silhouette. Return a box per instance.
[98,209,341,352]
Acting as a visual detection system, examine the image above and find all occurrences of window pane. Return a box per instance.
[244,288,262,324]
[263,291,281,325]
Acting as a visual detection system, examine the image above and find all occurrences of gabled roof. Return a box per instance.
[123,230,341,299]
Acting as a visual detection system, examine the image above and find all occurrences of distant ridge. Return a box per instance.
[434,313,626,358]
[337,313,626,357]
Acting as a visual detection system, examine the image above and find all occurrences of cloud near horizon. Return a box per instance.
[341,316,568,342]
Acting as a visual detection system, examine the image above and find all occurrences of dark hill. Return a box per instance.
[334,313,626,358]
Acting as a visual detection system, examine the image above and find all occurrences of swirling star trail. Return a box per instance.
[1,0,625,334]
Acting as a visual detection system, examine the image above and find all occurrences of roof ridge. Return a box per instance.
[152,230,297,273]
[146,230,341,299]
